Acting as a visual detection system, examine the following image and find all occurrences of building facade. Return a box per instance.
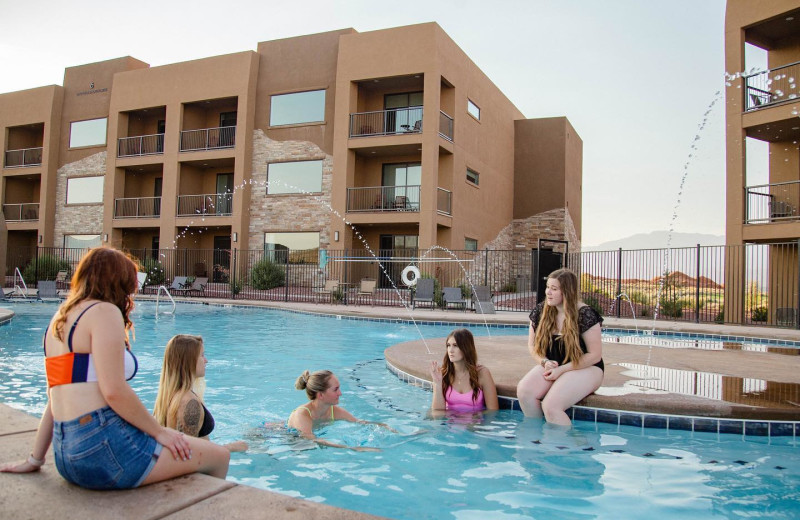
[0,23,582,280]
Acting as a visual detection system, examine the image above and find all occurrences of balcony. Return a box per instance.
[2,202,39,221]
[114,197,162,219]
[438,111,454,141]
[118,134,164,157]
[349,107,423,138]
[437,187,452,215]
[346,185,420,212]
[177,193,233,217]
[4,147,43,168]
[744,60,800,111]
[180,126,236,152]
[745,181,800,223]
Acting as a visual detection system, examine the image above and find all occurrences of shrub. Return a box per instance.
[250,259,285,290]
[715,305,725,324]
[583,294,603,316]
[141,258,166,286]
[500,281,516,293]
[658,297,685,318]
[230,278,243,295]
[751,306,768,322]
[23,254,70,283]
[628,290,650,306]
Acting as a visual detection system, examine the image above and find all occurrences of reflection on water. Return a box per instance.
[604,333,800,355]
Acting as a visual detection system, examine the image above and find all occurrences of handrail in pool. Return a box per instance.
[155,286,176,315]
[12,267,28,298]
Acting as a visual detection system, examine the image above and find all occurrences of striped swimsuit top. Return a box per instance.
[44,302,138,388]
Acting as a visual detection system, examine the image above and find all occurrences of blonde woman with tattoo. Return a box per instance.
[154,335,247,452]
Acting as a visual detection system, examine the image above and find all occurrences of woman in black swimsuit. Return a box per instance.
[516,268,604,426]
[154,335,246,452]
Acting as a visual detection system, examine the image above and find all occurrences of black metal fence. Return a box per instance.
[4,242,799,328]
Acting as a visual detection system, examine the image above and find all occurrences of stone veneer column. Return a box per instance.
[53,152,106,247]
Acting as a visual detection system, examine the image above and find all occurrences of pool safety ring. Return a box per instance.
[401,265,421,287]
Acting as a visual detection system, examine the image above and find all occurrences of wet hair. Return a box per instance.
[534,268,582,365]
[295,370,334,400]
[440,329,481,403]
[153,335,204,428]
[52,247,138,342]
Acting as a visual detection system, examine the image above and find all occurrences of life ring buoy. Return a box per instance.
[401,265,421,286]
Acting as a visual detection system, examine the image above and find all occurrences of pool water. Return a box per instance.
[1,302,798,519]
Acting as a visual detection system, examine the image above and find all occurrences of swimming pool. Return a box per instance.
[1,302,798,519]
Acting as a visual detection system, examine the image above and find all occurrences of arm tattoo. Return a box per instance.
[180,399,203,437]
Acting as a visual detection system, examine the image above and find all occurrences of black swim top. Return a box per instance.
[197,402,215,438]
[529,302,605,371]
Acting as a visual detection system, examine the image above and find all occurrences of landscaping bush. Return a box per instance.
[751,306,768,322]
[715,305,725,324]
[658,297,685,318]
[141,258,166,286]
[23,254,70,283]
[583,294,603,316]
[250,259,285,290]
[230,278,243,296]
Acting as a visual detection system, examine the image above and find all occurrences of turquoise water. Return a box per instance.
[0,302,798,519]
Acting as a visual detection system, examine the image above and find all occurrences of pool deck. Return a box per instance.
[1,298,799,519]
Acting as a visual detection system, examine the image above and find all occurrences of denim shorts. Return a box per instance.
[52,406,162,490]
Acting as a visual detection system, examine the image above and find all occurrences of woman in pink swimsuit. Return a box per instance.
[429,329,498,412]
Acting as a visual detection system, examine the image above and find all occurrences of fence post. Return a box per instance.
[796,239,800,330]
[484,247,489,287]
[35,246,40,284]
[284,253,290,302]
[616,248,622,318]
[231,248,237,301]
[695,243,701,324]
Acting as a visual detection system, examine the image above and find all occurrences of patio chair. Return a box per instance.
[186,276,208,296]
[316,279,340,303]
[137,272,148,292]
[443,287,467,311]
[355,278,377,306]
[471,285,495,314]
[412,278,435,310]
[55,270,70,290]
[168,276,190,295]
[37,280,59,302]
[776,307,797,327]
[394,195,409,211]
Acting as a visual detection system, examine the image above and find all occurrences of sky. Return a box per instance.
[0,0,738,247]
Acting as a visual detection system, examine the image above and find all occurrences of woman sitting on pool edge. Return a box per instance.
[429,328,499,412]
[287,370,395,451]
[153,334,247,452]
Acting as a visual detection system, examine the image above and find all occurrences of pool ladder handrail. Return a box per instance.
[155,285,176,315]
[12,267,28,298]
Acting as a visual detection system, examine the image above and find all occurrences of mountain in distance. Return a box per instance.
[583,231,725,252]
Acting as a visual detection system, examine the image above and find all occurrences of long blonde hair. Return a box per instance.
[154,335,204,428]
[534,268,583,365]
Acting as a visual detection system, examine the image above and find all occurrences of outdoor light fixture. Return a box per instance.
[233,232,238,242]
[334,231,340,242]
[38,235,43,244]
[103,234,108,242]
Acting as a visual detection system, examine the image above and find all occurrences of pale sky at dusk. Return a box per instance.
[0,0,736,247]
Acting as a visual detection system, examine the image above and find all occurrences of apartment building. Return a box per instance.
[725,0,800,321]
[0,23,582,281]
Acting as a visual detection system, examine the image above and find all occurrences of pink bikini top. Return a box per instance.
[445,386,485,412]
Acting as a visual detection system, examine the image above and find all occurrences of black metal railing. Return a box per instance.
[745,181,800,223]
[2,202,39,221]
[744,60,800,110]
[437,187,452,215]
[118,134,165,157]
[4,147,43,168]
[176,193,233,216]
[179,126,236,152]
[349,107,423,137]
[439,110,454,141]
[114,197,162,218]
[346,185,421,212]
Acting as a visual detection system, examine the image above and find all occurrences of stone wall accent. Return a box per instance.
[485,207,581,253]
[247,129,333,251]
[53,152,106,247]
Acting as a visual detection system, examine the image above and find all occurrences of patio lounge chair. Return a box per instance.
[471,285,495,314]
[316,279,340,303]
[137,272,148,292]
[168,276,190,295]
[37,280,59,302]
[55,270,70,290]
[185,276,208,296]
[443,287,467,311]
[412,278,435,310]
[355,278,377,305]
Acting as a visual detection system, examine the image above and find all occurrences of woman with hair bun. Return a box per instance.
[287,370,394,451]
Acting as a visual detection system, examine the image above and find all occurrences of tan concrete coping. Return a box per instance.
[0,307,13,325]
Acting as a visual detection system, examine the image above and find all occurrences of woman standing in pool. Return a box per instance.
[429,329,499,412]
[0,247,230,488]
[288,370,394,451]
[154,334,247,452]
[516,268,604,426]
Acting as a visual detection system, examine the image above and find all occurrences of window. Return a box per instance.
[270,90,325,126]
[265,232,320,263]
[466,168,480,186]
[69,118,107,148]
[66,176,104,204]
[465,238,478,251]
[64,234,101,249]
[467,99,480,120]
[267,160,323,194]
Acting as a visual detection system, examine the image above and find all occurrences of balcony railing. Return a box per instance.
[177,193,233,216]
[118,134,164,157]
[346,185,421,212]
[745,180,800,223]
[114,197,162,219]
[2,202,39,221]
[4,147,43,168]
[744,60,800,110]
[179,126,236,152]
[437,187,452,215]
[349,107,423,137]
[439,111,454,141]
